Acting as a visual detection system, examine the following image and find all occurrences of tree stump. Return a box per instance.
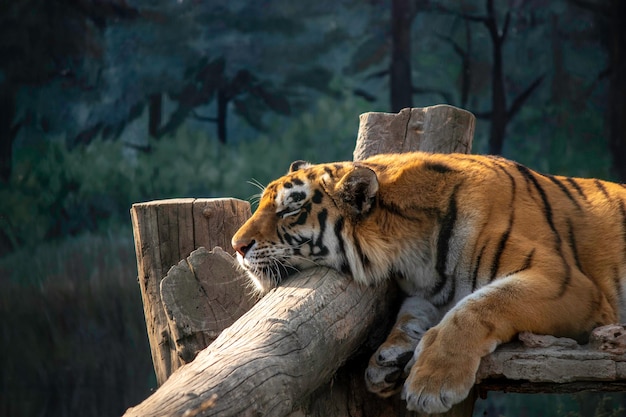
[131,198,251,385]
[125,104,475,417]
[353,105,474,160]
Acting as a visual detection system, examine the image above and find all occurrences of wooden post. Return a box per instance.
[353,105,474,160]
[124,104,475,417]
[131,198,252,385]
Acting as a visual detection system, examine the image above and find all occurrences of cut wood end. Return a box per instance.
[160,246,257,362]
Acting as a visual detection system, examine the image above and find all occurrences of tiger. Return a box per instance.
[231,151,626,414]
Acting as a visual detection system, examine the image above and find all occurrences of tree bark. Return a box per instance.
[130,198,251,385]
[353,105,474,160]
[125,104,475,417]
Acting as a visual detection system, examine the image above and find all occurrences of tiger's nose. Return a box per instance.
[232,238,255,257]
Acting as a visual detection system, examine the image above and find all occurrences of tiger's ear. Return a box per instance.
[289,160,311,173]
[335,166,379,218]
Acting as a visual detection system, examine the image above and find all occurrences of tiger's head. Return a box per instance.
[232,160,380,294]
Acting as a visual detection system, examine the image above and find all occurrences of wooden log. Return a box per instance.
[124,104,475,417]
[124,267,398,417]
[130,198,251,385]
[477,332,626,385]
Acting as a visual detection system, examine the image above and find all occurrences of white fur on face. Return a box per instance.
[274,181,311,216]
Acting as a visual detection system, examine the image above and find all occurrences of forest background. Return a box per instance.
[1,0,625,416]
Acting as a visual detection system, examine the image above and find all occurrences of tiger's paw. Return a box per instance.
[364,342,414,397]
[401,329,480,414]
[365,297,439,397]
[364,309,431,397]
[401,365,475,414]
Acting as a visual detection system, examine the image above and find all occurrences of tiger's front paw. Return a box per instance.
[365,296,439,398]
[401,329,480,414]
[365,341,414,397]
[365,309,431,397]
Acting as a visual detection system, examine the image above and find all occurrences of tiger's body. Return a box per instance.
[231,151,626,413]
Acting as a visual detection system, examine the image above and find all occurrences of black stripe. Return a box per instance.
[488,162,517,282]
[515,249,535,275]
[515,164,558,237]
[333,216,351,276]
[515,163,537,196]
[432,185,460,297]
[565,177,587,200]
[620,201,626,247]
[516,163,571,297]
[378,200,433,222]
[312,189,323,204]
[557,259,572,299]
[595,179,611,199]
[293,211,309,225]
[432,277,455,308]
[353,232,370,268]
[490,216,513,281]
[424,161,456,174]
[567,219,583,273]
[334,216,345,253]
[544,175,582,210]
[452,153,505,177]
[471,243,487,292]
[277,231,285,244]
[312,209,329,256]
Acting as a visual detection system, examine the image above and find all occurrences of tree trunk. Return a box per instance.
[485,0,507,155]
[0,84,17,183]
[125,104,476,417]
[390,0,414,112]
[217,89,228,144]
[608,0,626,182]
